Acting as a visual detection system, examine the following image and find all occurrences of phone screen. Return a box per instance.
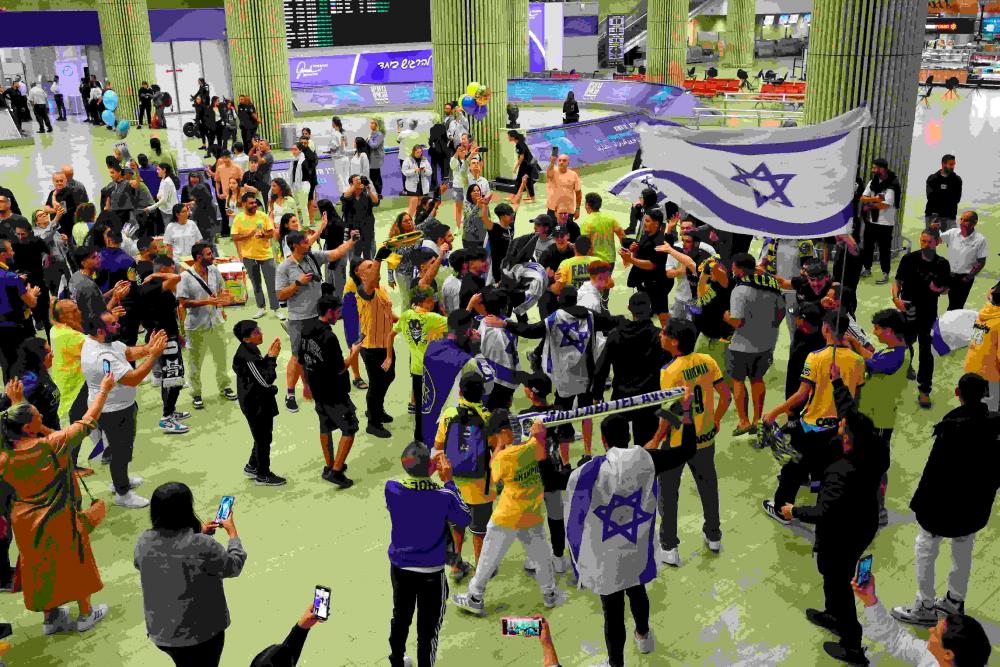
[102,359,112,375]
[216,495,235,523]
[551,146,559,157]
[856,554,873,587]
[313,586,331,620]
[501,617,541,637]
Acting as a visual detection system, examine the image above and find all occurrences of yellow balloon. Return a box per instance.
[466,82,481,97]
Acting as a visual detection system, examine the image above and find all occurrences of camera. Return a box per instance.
[359,175,370,186]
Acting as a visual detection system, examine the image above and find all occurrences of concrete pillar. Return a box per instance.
[646,0,689,85]
[224,0,294,145]
[806,0,925,214]
[721,0,755,69]
[508,0,529,80]
[96,0,156,123]
[432,0,510,174]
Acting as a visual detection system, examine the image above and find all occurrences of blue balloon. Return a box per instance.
[101,110,116,127]
[102,89,118,112]
[117,119,130,137]
[460,94,476,114]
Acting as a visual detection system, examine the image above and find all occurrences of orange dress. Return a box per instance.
[0,420,102,611]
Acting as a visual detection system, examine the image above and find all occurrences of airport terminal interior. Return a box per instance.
[0,1,998,666]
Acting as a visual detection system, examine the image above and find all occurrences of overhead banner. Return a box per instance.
[610,108,873,239]
[524,113,650,166]
[292,82,435,112]
[508,79,696,118]
[289,50,433,88]
[529,3,547,72]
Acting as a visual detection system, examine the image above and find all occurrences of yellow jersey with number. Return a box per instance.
[800,345,865,430]
[659,353,723,448]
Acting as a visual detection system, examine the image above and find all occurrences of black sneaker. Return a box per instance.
[366,410,393,424]
[255,473,287,487]
[221,387,238,401]
[325,469,354,489]
[285,394,299,413]
[192,395,205,410]
[823,641,868,665]
[806,608,841,636]
[577,454,593,468]
[243,464,257,478]
[366,424,391,438]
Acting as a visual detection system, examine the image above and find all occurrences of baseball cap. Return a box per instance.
[532,213,554,228]
[400,441,432,477]
[552,224,569,237]
[515,371,552,397]
[805,260,828,278]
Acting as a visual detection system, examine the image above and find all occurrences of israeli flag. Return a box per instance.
[610,108,872,239]
[931,309,979,356]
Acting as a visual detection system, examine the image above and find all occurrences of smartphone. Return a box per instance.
[216,495,235,523]
[477,146,488,154]
[551,145,559,158]
[856,554,873,587]
[501,617,541,637]
[102,359,111,374]
[313,585,331,620]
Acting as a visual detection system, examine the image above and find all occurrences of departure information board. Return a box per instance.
[284,0,431,49]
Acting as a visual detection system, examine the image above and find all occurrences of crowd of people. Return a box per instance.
[0,82,997,667]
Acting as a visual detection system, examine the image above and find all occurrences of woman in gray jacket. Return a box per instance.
[367,117,385,196]
[135,482,247,667]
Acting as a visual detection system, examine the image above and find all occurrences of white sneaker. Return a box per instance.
[543,587,568,609]
[635,628,656,653]
[553,554,569,574]
[159,417,190,434]
[523,559,536,573]
[77,603,109,632]
[704,535,722,553]
[113,491,150,509]
[43,606,74,635]
[108,476,144,493]
[658,547,681,567]
[275,309,287,321]
[253,308,266,319]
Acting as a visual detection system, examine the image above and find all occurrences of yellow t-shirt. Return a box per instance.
[659,353,724,448]
[800,346,866,430]
[490,440,544,529]
[557,255,598,289]
[434,401,496,505]
[580,211,620,264]
[232,211,274,261]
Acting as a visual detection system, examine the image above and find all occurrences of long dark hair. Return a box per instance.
[150,137,164,157]
[10,338,50,382]
[507,130,525,142]
[331,116,344,132]
[0,403,35,447]
[278,212,298,242]
[150,482,203,533]
[158,162,180,190]
[75,202,96,224]
[270,177,292,200]
[354,137,371,157]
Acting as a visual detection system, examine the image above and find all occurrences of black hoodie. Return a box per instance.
[910,403,1000,537]
[593,318,670,398]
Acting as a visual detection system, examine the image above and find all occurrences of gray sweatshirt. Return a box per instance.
[134,529,247,647]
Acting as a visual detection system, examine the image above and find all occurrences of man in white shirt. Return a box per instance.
[939,210,989,310]
[859,157,899,284]
[853,575,991,667]
[51,75,67,121]
[467,155,490,199]
[81,311,168,508]
[27,81,52,133]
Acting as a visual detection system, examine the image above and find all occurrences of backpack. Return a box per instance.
[161,92,173,108]
[444,405,491,489]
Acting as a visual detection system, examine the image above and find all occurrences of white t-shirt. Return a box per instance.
[81,338,136,412]
[862,184,896,227]
[940,228,989,275]
[163,221,203,259]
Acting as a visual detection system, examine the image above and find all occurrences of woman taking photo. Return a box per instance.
[329,116,350,193]
[0,373,115,635]
[144,162,180,236]
[507,130,536,202]
[401,145,431,218]
[277,212,326,260]
[1,339,60,430]
[562,91,580,124]
[349,137,371,185]
[367,117,385,196]
[135,481,247,666]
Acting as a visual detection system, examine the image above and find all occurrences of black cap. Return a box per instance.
[805,260,828,278]
[552,225,569,237]
[532,214,554,228]
[400,441,433,477]
[515,371,552,397]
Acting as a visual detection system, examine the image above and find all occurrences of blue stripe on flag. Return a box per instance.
[567,456,605,581]
[645,170,853,237]
[685,131,849,156]
[88,438,105,460]
[639,476,658,585]
[931,319,951,356]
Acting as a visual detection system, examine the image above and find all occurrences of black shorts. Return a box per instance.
[308,182,317,201]
[315,399,359,436]
[467,502,493,535]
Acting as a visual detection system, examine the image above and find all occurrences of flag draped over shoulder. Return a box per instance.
[421,339,473,444]
[610,108,873,239]
[931,309,979,356]
[566,447,658,596]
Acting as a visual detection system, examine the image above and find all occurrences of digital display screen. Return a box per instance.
[925,17,976,33]
[284,0,431,49]
[762,15,775,26]
[564,15,599,36]
[788,14,799,24]
[778,14,790,25]
[983,17,1000,34]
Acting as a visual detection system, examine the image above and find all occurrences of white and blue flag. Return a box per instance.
[610,108,873,239]
[566,447,658,595]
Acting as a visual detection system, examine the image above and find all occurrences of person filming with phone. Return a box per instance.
[134,481,247,666]
[385,442,471,667]
[250,603,327,667]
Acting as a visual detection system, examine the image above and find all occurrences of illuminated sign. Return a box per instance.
[925,17,976,32]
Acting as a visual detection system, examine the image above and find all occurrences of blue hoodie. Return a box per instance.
[386,477,471,569]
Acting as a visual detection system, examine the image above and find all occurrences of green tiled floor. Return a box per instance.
[0,97,998,666]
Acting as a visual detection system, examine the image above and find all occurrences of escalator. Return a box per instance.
[597,0,716,68]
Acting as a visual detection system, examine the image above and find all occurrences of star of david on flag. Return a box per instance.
[608,108,872,239]
[592,489,655,544]
[557,319,589,353]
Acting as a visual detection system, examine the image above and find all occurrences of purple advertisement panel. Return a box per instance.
[508,79,696,118]
[292,83,434,112]
[563,15,599,36]
[528,3,547,73]
[290,50,433,88]
[524,112,647,167]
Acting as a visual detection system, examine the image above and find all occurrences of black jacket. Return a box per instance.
[232,342,279,419]
[924,170,962,219]
[793,454,879,554]
[593,318,668,399]
[911,403,1000,537]
[505,232,541,268]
